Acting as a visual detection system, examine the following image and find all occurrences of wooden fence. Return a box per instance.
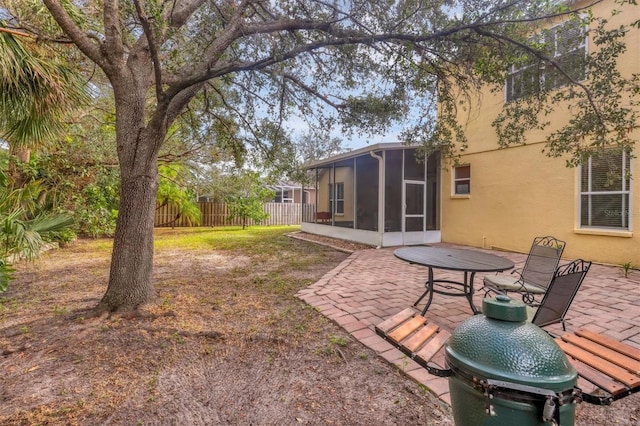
[155,202,310,227]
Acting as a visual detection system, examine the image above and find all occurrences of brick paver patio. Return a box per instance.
[296,243,640,405]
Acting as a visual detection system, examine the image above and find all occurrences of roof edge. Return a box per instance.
[304,142,420,169]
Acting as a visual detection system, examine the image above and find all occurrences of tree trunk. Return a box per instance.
[97,166,159,312]
[96,84,162,312]
[7,146,31,188]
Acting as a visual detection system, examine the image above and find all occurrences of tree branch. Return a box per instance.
[102,0,125,64]
[161,0,592,110]
[42,0,105,67]
[275,71,342,109]
[209,84,273,160]
[161,85,205,148]
[473,26,606,129]
[167,0,208,27]
[132,0,165,101]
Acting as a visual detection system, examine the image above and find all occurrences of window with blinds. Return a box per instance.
[580,149,631,230]
[454,165,470,195]
[506,19,587,102]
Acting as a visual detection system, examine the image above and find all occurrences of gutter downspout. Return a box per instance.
[370,151,384,249]
[301,183,305,224]
[315,169,319,223]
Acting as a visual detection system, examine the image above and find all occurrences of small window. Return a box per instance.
[454,165,470,195]
[329,182,345,214]
[281,190,293,203]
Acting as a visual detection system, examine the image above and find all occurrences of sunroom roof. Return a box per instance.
[304,142,420,169]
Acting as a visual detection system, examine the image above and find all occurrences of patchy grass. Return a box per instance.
[0,226,454,426]
[153,225,301,253]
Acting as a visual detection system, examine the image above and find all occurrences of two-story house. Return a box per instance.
[440,0,639,267]
[302,0,639,267]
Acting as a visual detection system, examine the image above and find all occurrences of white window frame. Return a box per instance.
[506,19,587,102]
[579,149,631,230]
[281,188,294,203]
[329,182,345,215]
[453,165,471,196]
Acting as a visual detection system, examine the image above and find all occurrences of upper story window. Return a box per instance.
[329,182,345,214]
[580,149,631,230]
[454,165,470,195]
[506,19,587,102]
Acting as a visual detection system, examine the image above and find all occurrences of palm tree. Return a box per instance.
[0,170,73,291]
[0,23,85,290]
[0,22,87,187]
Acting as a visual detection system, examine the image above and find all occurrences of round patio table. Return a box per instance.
[394,246,515,315]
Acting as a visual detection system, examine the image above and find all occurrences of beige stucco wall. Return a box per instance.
[317,166,355,222]
[441,0,640,266]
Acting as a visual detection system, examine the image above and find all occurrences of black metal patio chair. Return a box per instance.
[483,235,566,304]
[528,258,592,331]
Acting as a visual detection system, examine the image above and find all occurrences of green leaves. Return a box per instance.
[156,165,201,227]
[0,170,74,292]
[224,171,276,230]
[491,13,639,165]
[9,0,636,179]
[0,21,88,147]
[0,259,14,292]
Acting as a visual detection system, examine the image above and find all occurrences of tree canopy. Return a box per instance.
[1,0,638,312]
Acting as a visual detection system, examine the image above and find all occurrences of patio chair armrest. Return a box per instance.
[489,267,522,278]
[481,282,507,299]
[510,267,523,277]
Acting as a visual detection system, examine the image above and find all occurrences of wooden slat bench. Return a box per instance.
[556,329,640,404]
[376,310,640,405]
[316,211,332,223]
[375,308,451,370]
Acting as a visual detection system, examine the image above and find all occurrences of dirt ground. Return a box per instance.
[0,230,453,425]
[1,229,638,425]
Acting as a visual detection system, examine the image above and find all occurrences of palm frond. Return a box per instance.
[0,21,88,147]
[1,213,73,261]
[26,213,74,234]
[0,259,14,292]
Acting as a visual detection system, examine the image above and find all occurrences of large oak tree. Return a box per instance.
[4,0,637,312]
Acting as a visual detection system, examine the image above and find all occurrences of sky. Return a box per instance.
[335,125,404,151]
[285,113,405,152]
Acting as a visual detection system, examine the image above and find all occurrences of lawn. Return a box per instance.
[0,226,452,425]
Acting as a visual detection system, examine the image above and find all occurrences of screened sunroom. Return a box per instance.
[302,143,440,247]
